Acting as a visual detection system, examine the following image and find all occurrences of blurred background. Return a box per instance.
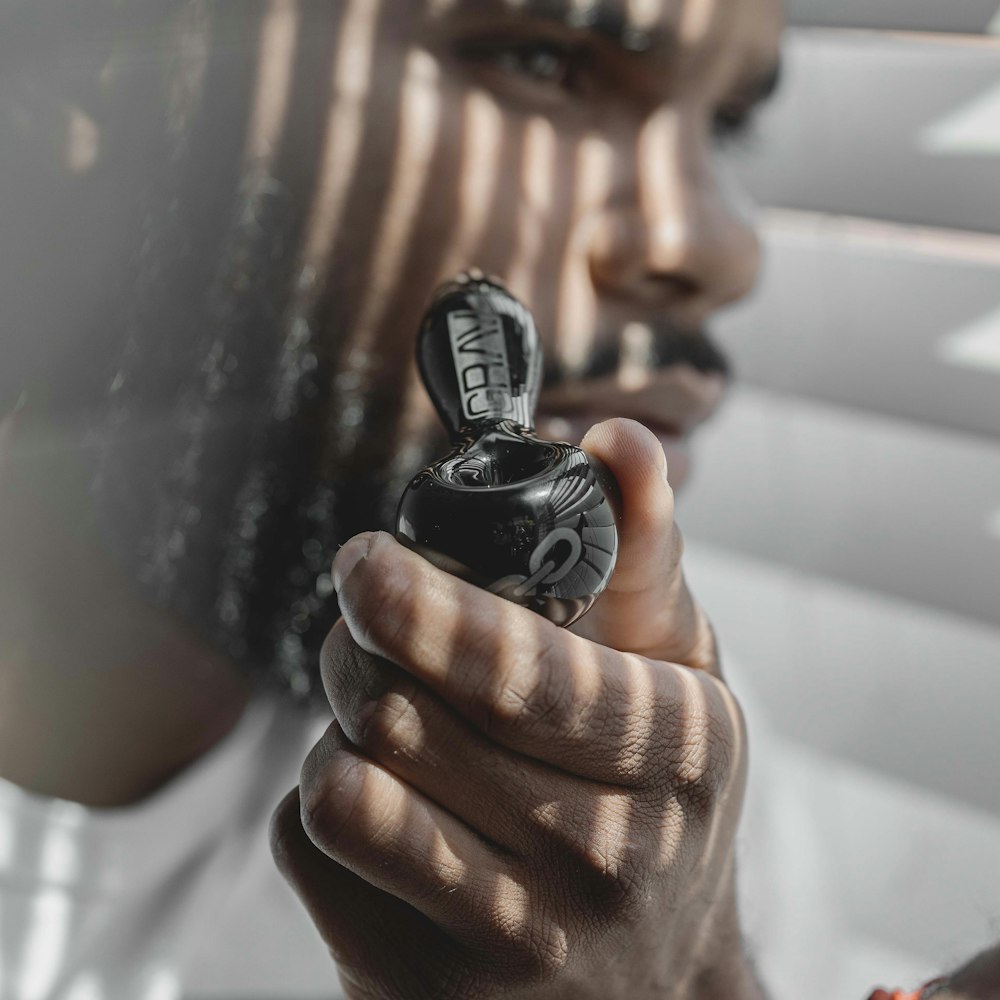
[676,2,1000,996]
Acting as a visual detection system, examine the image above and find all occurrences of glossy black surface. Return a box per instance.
[396,274,619,627]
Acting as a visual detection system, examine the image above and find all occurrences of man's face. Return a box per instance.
[300,0,783,491]
[11,0,783,698]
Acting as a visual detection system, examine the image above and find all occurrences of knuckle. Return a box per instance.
[704,712,739,795]
[505,674,559,731]
[671,717,715,789]
[299,746,369,850]
[522,921,570,982]
[353,682,419,759]
[661,693,736,813]
[470,638,572,743]
[324,631,423,763]
[268,788,304,875]
[537,797,656,925]
[594,864,650,924]
[320,619,364,707]
[477,676,553,742]
[484,911,569,985]
[320,614,352,662]
[450,615,509,708]
[343,535,419,657]
[453,633,508,735]
[598,685,656,783]
[572,828,654,923]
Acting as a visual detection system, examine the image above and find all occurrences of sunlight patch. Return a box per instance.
[938,305,1000,374]
[919,81,1000,156]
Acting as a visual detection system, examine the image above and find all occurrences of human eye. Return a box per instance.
[711,63,781,150]
[455,35,594,101]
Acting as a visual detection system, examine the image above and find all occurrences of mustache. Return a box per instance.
[542,325,732,388]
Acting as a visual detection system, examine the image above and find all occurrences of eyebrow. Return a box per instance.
[545,0,661,52]
[440,0,784,107]
[449,0,673,53]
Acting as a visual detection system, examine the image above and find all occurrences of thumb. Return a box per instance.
[574,418,720,677]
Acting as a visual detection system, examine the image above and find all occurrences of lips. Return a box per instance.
[536,362,727,437]
[534,363,728,488]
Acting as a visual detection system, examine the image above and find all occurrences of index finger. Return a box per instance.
[330,531,733,788]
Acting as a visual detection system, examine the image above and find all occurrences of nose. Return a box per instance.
[588,106,762,316]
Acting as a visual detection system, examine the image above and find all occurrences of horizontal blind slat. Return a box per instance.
[677,387,1000,629]
[715,211,1000,439]
[686,540,1000,817]
[786,0,1000,35]
[731,31,1000,234]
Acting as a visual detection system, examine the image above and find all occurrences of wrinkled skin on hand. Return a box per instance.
[270,420,756,1000]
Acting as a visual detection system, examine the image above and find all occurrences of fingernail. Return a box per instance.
[332,532,375,594]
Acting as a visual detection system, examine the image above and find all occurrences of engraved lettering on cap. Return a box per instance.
[447,310,514,422]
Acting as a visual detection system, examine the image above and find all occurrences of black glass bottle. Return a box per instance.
[396,274,619,627]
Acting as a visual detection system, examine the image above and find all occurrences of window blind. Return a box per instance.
[676,13,1000,995]
[681,14,1000,703]
[786,0,1000,35]
[683,15,1000,623]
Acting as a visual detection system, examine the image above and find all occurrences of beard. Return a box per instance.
[24,197,443,708]
[26,278,728,709]
[25,267,730,709]
[46,338,439,706]
[1,0,427,706]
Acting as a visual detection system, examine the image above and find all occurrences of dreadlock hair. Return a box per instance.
[0,1,386,702]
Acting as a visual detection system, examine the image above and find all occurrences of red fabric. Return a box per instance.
[867,976,947,1000]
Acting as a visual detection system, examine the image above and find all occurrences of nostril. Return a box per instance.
[597,269,699,308]
[642,270,699,298]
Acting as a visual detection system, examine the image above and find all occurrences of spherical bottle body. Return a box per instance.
[396,275,619,628]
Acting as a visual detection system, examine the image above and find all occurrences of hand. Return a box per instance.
[270,419,760,1000]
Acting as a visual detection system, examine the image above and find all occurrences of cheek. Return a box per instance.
[431,92,534,293]
[323,65,591,428]
[412,92,587,341]
[315,48,471,354]
[505,124,587,334]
